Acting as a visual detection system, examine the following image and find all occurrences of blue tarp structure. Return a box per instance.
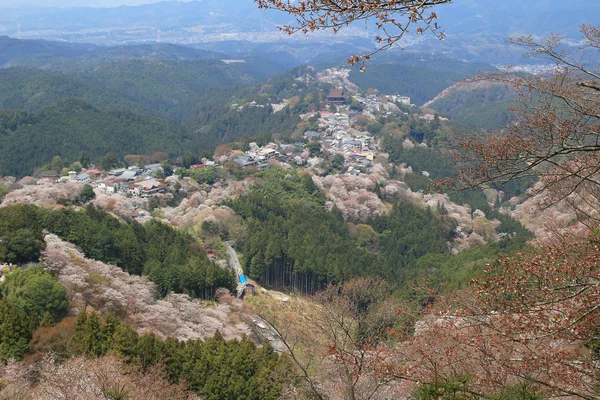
[239,274,248,284]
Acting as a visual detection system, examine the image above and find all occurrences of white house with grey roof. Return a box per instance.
[72,172,90,184]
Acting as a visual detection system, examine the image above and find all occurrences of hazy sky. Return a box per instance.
[1,0,193,7]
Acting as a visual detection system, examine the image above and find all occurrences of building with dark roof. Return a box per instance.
[327,89,346,105]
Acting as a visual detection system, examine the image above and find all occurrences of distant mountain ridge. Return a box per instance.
[0,36,94,67]
[2,0,597,39]
[437,0,599,39]
[1,0,597,66]
[0,36,228,68]
[0,0,291,36]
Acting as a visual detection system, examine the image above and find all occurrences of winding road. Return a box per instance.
[224,241,246,297]
[223,241,287,353]
[224,241,244,277]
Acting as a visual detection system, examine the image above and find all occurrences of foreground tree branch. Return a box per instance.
[449,25,600,226]
[254,0,451,65]
[401,236,600,399]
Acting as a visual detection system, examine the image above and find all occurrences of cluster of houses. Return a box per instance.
[228,94,391,175]
[227,86,418,175]
[319,111,350,134]
[314,112,379,174]
[351,93,411,115]
[40,86,414,194]
[56,163,168,198]
[237,111,379,175]
[232,142,311,169]
[228,135,376,173]
[232,146,282,169]
[353,94,385,114]
[386,95,412,106]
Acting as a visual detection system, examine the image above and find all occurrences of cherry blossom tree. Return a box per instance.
[372,236,600,399]
[454,25,600,227]
[410,25,600,398]
[42,235,251,342]
[254,0,450,65]
[314,175,385,222]
[37,355,196,400]
[0,182,82,208]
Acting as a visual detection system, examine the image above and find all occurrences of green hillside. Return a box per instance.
[0,36,93,67]
[427,82,516,131]
[349,58,493,105]
[79,43,226,63]
[80,59,256,114]
[0,61,310,177]
[0,59,287,121]
[45,43,228,72]
[0,99,192,177]
[0,67,153,114]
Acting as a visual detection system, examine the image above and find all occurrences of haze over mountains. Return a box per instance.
[0,43,303,176]
[0,0,596,177]
[1,0,598,65]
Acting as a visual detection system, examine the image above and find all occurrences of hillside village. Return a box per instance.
[12,81,423,203]
[1,3,597,396]
[0,77,534,261]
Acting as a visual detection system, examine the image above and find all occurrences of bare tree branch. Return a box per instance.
[254,0,451,65]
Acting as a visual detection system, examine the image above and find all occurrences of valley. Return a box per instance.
[0,2,598,399]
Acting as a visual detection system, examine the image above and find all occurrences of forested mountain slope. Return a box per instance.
[0,37,224,69]
[0,67,153,114]
[0,37,303,123]
[79,59,256,115]
[425,80,516,131]
[64,43,227,66]
[0,100,191,177]
[349,57,494,105]
[0,35,94,67]
[0,59,288,120]
[0,65,307,176]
